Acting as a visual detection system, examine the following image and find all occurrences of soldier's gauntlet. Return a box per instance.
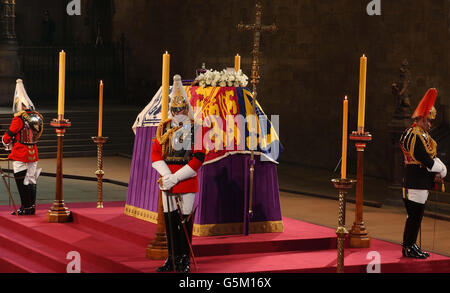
[428,158,447,178]
[152,160,172,177]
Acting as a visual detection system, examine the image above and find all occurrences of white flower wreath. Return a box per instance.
[195,69,249,88]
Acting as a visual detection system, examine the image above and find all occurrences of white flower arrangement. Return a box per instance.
[195,69,249,88]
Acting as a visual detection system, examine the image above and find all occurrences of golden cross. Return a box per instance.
[237,0,277,91]
[237,1,276,234]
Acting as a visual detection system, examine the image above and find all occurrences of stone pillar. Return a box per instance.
[0,0,20,106]
[388,60,413,187]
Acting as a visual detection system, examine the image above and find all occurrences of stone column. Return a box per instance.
[0,0,20,106]
[388,60,413,187]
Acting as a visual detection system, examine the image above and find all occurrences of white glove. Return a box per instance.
[162,165,197,191]
[1,136,12,151]
[152,160,172,177]
[428,158,447,178]
[161,174,178,191]
[436,158,447,178]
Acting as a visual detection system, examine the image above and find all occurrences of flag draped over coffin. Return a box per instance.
[133,86,282,165]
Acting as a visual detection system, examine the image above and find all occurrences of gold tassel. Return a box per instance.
[442,183,445,193]
[402,188,406,199]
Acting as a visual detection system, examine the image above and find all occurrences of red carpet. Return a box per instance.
[0,202,449,273]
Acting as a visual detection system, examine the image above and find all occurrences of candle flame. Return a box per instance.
[345,95,348,100]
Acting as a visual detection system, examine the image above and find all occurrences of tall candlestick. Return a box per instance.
[341,96,348,179]
[357,54,367,133]
[235,54,241,72]
[98,80,104,137]
[58,50,66,119]
[161,52,170,121]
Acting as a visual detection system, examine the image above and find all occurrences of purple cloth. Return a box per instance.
[126,126,159,212]
[126,127,282,228]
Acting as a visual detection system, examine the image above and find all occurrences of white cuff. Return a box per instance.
[436,158,447,178]
[152,160,172,177]
[428,158,446,174]
[174,164,197,182]
[2,136,11,150]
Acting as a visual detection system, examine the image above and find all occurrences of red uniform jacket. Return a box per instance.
[151,138,205,194]
[2,112,39,163]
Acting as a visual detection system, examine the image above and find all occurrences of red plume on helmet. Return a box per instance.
[412,88,438,119]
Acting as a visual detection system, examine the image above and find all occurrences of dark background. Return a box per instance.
[9,0,450,179]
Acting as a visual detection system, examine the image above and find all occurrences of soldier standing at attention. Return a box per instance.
[400,88,447,258]
[2,79,44,216]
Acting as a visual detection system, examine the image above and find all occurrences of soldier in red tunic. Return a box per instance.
[2,80,43,216]
[151,75,205,273]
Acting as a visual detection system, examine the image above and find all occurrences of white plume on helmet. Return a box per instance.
[169,75,194,122]
[13,79,35,113]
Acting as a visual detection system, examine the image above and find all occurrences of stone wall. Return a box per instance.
[11,0,449,179]
[15,0,112,45]
[110,0,450,178]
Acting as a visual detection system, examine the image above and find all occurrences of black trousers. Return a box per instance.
[402,198,426,247]
[14,170,31,209]
[165,211,194,258]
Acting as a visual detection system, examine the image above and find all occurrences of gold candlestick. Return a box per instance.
[47,118,72,223]
[332,178,356,273]
[147,51,170,260]
[349,131,372,248]
[92,136,108,208]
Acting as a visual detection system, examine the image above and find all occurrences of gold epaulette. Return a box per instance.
[156,118,173,145]
[411,126,437,159]
[401,126,437,165]
[156,118,182,158]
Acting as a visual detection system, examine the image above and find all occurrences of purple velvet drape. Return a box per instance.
[126,127,282,228]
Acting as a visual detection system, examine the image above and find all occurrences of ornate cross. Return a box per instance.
[237,0,277,93]
[237,0,277,235]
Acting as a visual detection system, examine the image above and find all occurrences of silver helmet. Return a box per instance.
[13,79,35,113]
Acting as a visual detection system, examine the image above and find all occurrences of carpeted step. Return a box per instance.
[1,204,449,273]
[0,257,31,273]
[0,250,53,273]
[0,230,70,273]
[0,212,143,273]
[71,208,153,247]
[72,210,340,257]
[189,239,450,273]
[71,209,340,257]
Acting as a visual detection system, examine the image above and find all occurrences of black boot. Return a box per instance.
[413,244,430,258]
[176,214,194,273]
[156,211,180,272]
[403,244,427,259]
[402,198,426,258]
[11,171,30,216]
[28,184,37,215]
